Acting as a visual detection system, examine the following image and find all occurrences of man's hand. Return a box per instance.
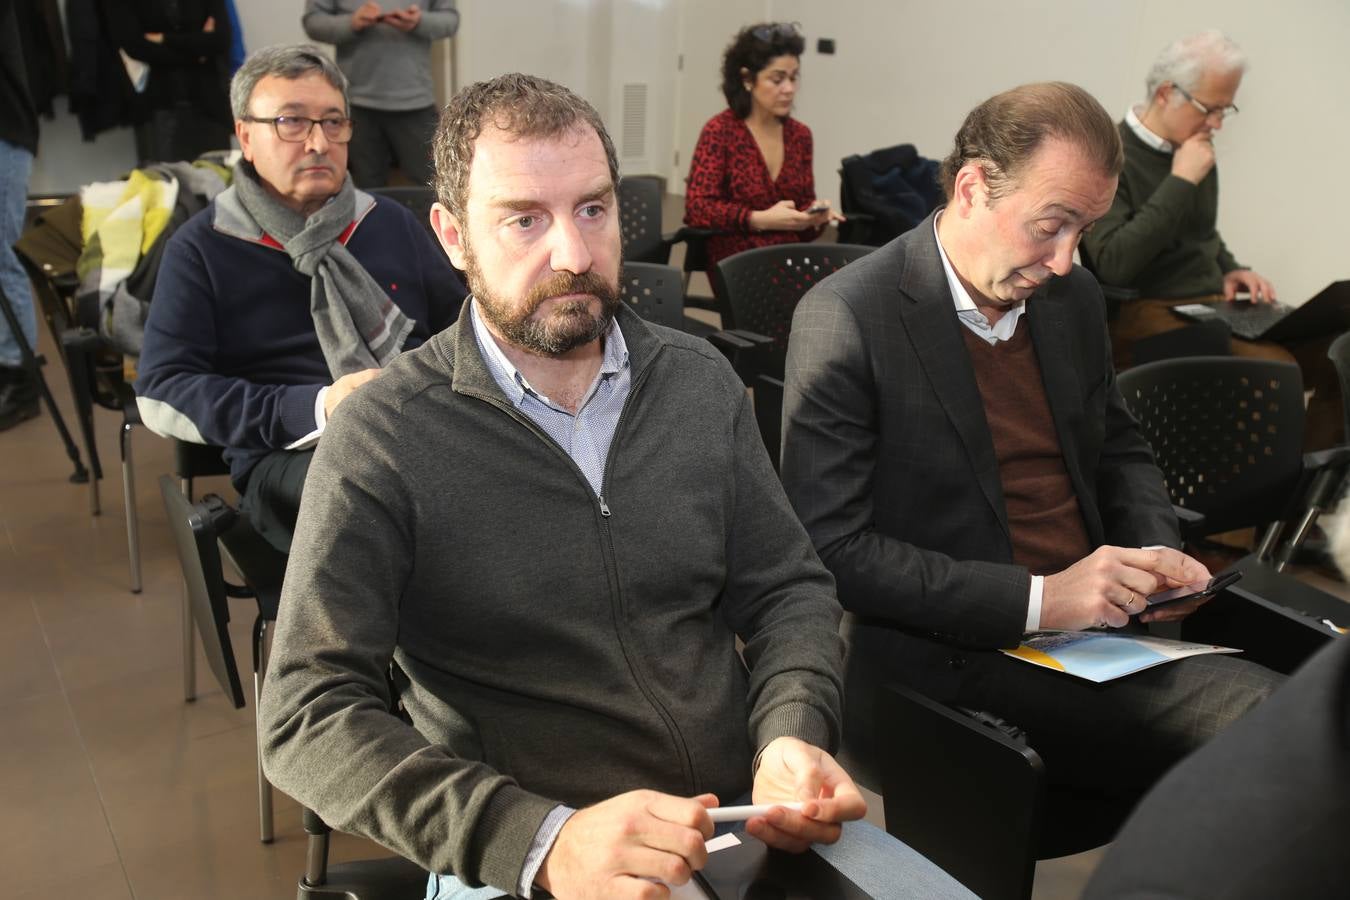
[1041,546,1210,631]
[747,737,867,853]
[1223,268,1278,304]
[536,790,716,900]
[202,15,215,32]
[324,368,381,418]
[351,1,382,31]
[1171,132,1216,185]
[382,4,422,30]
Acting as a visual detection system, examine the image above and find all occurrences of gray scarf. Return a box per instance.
[232,161,413,378]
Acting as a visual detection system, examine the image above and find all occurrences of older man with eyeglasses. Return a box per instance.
[1080,31,1293,369]
[135,43,466,552]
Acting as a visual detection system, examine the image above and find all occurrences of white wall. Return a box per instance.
[28,0,1350,305]
[770,0,1350,305]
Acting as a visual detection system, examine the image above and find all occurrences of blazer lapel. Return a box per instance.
[896,217,1011,543]
[1027,286,1105,545]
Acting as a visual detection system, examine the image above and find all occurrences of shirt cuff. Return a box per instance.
[283,386,329,451]
[518,804,575,899]
[1024,575,1044,633]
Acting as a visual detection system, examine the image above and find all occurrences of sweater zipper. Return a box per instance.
[592,354,700,795]
[464,348,700,795]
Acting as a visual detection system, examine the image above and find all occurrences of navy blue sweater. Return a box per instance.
[135,193,466,488]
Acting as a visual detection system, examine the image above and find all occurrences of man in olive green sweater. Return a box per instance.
[1082,30,1283,370]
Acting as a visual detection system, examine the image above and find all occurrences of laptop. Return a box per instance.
[1172,280,1350,342]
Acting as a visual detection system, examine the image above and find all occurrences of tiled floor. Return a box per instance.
[4,270,1346,897]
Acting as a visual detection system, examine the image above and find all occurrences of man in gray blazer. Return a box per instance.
[781,82,1282,799]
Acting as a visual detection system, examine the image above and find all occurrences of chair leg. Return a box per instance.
[180,471,196,701]
[253,615,275,843]
[182,577,196,701]
[121,420,142,593]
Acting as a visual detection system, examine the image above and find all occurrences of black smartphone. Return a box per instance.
[1139,570,1243,612]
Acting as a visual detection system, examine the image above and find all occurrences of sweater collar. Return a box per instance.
[1125,105,1173,153]
[446,298,660,403]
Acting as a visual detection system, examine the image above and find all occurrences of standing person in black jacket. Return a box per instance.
[103,0,234,163]
[0,0,41,431]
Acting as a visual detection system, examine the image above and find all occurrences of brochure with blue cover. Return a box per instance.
[1002,631,1240,683]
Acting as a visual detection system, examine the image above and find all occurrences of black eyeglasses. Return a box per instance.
[1173,85,1239,120]
[750,22,801,42]
[243,114,354,143]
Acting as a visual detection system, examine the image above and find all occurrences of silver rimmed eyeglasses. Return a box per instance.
[1173,85,1239,120]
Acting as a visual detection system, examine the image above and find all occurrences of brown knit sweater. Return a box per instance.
[961,321,1092,575]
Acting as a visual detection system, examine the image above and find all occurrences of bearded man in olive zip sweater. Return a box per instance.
[260,74,973,900]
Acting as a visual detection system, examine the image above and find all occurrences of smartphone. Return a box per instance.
[1139,570,1243,612]
[806,202,829,213]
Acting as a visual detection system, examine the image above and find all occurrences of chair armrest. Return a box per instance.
[1302,445,1350,472]
[661,225,725,245]
[707,329,773,385]
[1174,504,1207,538]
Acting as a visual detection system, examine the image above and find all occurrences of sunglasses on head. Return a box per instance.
[750,22,801,42]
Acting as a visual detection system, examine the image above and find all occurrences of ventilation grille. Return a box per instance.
[621,83,647,159]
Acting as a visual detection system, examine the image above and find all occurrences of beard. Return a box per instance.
[465,245,622,356]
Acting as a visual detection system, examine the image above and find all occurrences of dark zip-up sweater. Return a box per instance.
[1083,123,1242,299]
[259,303,845,894]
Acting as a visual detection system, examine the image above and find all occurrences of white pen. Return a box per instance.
[706,801,805,823]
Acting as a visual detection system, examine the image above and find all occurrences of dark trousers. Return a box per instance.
[241,449,314,554]
[949,647,1283,798]
[348,104,440,188]
[134,103,233,165]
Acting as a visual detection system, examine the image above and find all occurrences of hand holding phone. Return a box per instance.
[1137,570,1243,614]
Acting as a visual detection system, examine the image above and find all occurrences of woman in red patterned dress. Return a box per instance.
[684,22,842,274]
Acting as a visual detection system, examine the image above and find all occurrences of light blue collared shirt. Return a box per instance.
[470,298,631,497]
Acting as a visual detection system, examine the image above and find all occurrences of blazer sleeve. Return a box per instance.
[781,285,1031,650]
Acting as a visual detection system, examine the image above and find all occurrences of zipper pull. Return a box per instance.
[598,495,612,517]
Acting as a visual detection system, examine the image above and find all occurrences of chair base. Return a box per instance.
[296,856,434,900]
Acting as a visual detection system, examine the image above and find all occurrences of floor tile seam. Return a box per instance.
[35,594,140,900]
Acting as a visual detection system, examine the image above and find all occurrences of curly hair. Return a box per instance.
[720,23,806,119]
[432,73,619,223]
[938,81,1122,202]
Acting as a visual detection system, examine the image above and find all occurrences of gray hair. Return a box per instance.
[1145,30,1247,102]
[229,44,349,120]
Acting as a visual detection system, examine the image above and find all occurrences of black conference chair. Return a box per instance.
[752,374,784,471]
[1117,357,1350,568]
[619,259,724,340]
[19,240,232,593]
[160,476,286,842]
[367,185,438,239]
[713,243,875,380]
[1326,331,1350,443]
[297,809,443,900]
[876,683,1125,900]
[616,174,719,304]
